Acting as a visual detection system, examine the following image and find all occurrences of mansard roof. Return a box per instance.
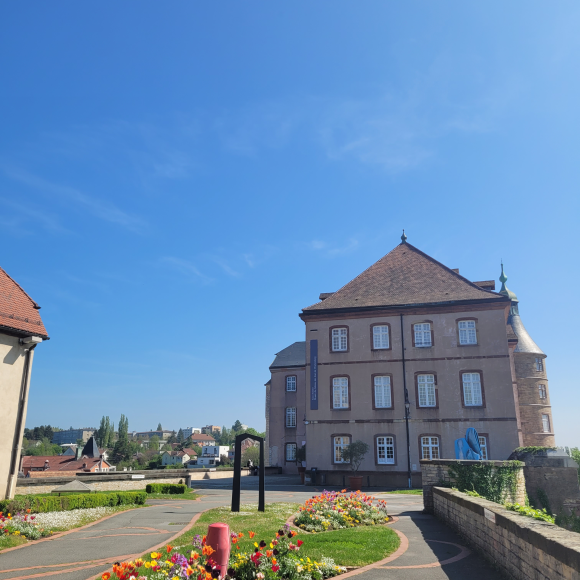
[302,242,507,313]
[0,266,48,338]
[270,341,306,369]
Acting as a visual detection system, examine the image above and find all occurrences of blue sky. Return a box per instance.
[2,2,579,446]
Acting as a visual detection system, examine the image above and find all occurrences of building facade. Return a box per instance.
[0,267,48,499]
[52,428,96,445]
[265,236,554,484]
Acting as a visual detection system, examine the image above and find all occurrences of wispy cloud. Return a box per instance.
[2,167,146,232]
[160,256,214,284]
[210,257,240,277]
[307,238,360,257]
[0,197,69,235]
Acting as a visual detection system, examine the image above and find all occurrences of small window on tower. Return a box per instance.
[535,358,544,372]
[538,385,547,400]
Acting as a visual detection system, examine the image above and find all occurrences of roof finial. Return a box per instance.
[401,229,407,243]
[499,261,518,301]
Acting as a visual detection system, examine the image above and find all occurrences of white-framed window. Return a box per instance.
[462,372,483,406]
[373,325,390,349]
[535,358,544,372]
[286,376,297,392]
[542,414,551,433]
[421,436,440,460]
[333,436,350,463]
[478,436,488,460]
[333,377,349,409]
[286,443,297,461]
[538,384,547,400]
[374,376,392,408]
[458,320,477,345]
[417,374,436,407]
[285,407,297,427]
[414,323,432,347]
[377,436,395,464]
[331,327,348,351]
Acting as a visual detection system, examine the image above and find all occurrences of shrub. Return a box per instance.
[146,483,187,494]
[0,491,146,514]
[505,503,555,524]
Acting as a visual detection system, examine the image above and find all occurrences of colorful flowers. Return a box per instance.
[294,490,389,532]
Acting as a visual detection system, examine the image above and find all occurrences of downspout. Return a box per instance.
[400,314,412,489]
[7,343,37,499]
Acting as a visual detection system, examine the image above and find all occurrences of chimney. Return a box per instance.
[82,462,87,469]
[44,460,50,471]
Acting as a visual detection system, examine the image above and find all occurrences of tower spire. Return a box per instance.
[499,261,518,301]
[401,229,407,243]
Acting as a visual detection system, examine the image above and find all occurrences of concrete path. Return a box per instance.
[0,476,503,580]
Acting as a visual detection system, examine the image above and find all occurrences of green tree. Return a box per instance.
[107,421,115,447]
[148,435,160,451]
[232,420,243,432]
[76,438,84,448]
[177,429,184,444]
[241,445,260,466]
[157,423,163,431]
[111,415,130,464]
[219,426,233,447]
[118,414,129,443]
[571,447,580,482]
[167,431,177,444]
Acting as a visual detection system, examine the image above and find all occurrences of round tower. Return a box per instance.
[500,264,555,446]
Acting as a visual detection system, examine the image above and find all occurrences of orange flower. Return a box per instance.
[192,552,200,560]
[266,550,273,557]
[102,573,111,580]
[202,535,207,545]
[26,509,31,514]
[237,545,240,550]
[291,531,297,537]
[202,545,215,556]
[249,531,255,538]
[232,538,238,544]
[341,489,347,493]
[237,532,244,538]
[166,545,173,553]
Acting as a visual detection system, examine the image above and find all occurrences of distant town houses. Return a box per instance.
[161,448,198,466]
[181,427,202,439]
[188,433,217,446]
[21,437,112,477]
[189,445,229,467]
[131,429,175,441]
[201,425,221,435]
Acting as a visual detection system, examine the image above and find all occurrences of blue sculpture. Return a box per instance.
[455,427,483,460]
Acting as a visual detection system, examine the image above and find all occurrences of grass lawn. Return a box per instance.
[169,503,400,568]
[380,489,423,495]
[0,534,28,551]
[146,488,199,501]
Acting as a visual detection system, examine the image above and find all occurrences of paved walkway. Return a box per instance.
[0,476,503,580]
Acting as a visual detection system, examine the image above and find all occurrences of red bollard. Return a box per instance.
[206,523,231,577]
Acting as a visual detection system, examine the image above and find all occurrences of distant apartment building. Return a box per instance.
[201,425,221,435]
[195,445,230,467]
[52,428,96,445]
[182,427,202,439]
[131,430,174,441]
[265,235,555,485]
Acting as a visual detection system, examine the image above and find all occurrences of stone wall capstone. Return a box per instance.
[433,487,580,580]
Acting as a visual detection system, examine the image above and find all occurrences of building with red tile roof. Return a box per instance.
[266,234,554,483]
[0,266,48,499]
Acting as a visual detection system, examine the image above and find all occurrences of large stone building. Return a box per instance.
[0,267,48,499]
[265,235,554,486]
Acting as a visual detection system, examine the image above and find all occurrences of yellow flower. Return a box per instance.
[145,563,151,569]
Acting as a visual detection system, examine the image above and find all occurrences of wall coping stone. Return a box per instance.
[433,487,580,571]
[420,459,522,467]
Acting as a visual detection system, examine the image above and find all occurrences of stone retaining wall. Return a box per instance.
[421,459,525,513]
[433,487,580,580]
[15,469,248,495]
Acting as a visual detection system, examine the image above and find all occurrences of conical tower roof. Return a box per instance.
[303,237,506,312]
[500,264,544,355]
[81,436,100,458]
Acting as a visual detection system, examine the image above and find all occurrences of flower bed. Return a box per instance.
[1,505,140,548]
[99,525,344,580]
[0,510,52,541]
[294,490,389,532]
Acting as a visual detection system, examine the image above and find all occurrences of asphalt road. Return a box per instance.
[0,476,504,580]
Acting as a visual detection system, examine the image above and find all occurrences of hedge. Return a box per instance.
[0,491,147,514]
[146,483,187,494]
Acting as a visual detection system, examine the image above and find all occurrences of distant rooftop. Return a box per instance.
[270,341,306,369]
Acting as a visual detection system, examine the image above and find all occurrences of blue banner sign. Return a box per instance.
[310,339,318,410]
